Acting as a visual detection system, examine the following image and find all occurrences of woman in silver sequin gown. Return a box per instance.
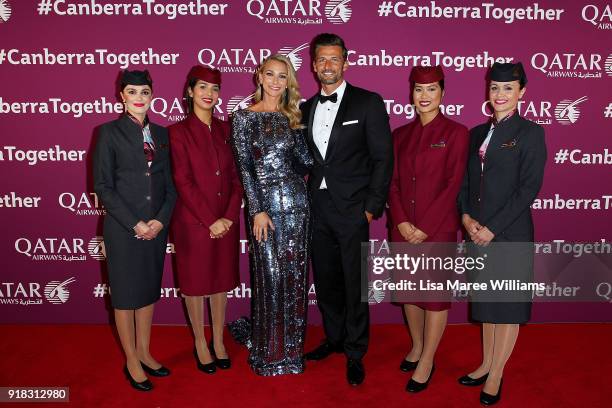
[231,55,313,376]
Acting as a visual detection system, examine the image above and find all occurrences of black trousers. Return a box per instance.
[311,189,370,360]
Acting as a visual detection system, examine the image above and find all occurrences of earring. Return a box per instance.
[260,84,264,95]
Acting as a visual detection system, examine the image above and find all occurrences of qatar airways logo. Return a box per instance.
[0,0,12,23]
[368,278,389,304]
[582,4,612,30]
[86,237,176,261]
[0,278,75,306]
[44,277,76,304]
[555,96,588,125]
[197,43,309,73]
[531,53,610,79]
[246,0,352,25]
[480,98,587,126]
[58,192,105,215]
[15,238,88,262]
[226,94,255,115]
[88,237,106,261]
[605,54,612,77]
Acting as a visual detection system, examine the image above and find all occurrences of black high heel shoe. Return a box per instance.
[140,362,171,377]
[406,364,435,393]
[458,373,489,386]
[480,379,503,406]
[123,365,153,392]
[399,359,419,372]
[210,342,231,369]
[193,347,216,374]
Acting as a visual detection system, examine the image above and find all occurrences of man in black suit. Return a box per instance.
[300,33,393,386]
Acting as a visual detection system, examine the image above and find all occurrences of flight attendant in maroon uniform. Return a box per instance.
[388,66,469,393]
[169,66,242,373]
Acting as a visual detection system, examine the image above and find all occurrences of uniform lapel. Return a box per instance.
[484,114,521,172]
[119,115,148,168]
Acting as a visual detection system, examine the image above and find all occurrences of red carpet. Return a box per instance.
[0,323,609,407]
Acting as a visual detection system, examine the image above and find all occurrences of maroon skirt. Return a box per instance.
[389,230,455,311]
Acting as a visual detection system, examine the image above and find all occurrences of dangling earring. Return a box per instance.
[259,83,264,97]
[284,88,289,105]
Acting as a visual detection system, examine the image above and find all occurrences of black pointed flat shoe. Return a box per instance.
[400,359,419,372]
[123,365,153,391]
[140,362,170,377]
[210,343,231,369]
[458,373,489,386]
[193,347,216,374]
[406,364,435,393]
[480,379,503,406]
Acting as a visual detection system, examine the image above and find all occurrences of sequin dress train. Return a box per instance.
[231,109,313,376]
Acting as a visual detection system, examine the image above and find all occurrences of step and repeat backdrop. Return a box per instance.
[1,0,611,324]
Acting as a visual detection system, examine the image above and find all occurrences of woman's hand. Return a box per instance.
[473,226,495,246]
[220,218,233,230]
[408,228,428,244]
[146,219,163,239]
[210,219,229,239]
[253,212,274,243]
[462,214,482,241]
[134,221,155,240]
[397,222,416,241]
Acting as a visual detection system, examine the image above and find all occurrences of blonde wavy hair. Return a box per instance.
[254,54,302,129]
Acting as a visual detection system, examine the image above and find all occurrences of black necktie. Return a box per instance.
[319,93,338,104]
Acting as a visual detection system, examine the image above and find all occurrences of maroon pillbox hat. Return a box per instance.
[409,65,444,84]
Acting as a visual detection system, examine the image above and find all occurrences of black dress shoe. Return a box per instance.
[480,379,502,406]
[304,342,343,361]
[406,364,435,393]
[346,358,365,386]
[209,343,231,369]
[193,347,216,374]
[458,373,489,386]
[399,359,419,372]
[140,362,170,377]
[123,366,153,392]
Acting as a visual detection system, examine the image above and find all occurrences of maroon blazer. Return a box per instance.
[168,114,242,295]
[169,114,242,226]
[388,113,469,241]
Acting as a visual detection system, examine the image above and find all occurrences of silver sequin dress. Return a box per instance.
[231,109,313,376]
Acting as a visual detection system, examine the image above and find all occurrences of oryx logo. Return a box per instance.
[44,277,76,304]
[368,278,390,305]
[325,0,352,24]
[226,94,255,115]
[278,43,309,71]
[606,54,612,77]
[0,0,11,23]
[555,96,588,125]
[88,236,106,260]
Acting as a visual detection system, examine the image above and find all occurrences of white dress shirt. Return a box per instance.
[313,80,347,189]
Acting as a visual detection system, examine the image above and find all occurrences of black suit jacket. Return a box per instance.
[458,114,547,241]
[300,82,393,218]
[93,115,176,232]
